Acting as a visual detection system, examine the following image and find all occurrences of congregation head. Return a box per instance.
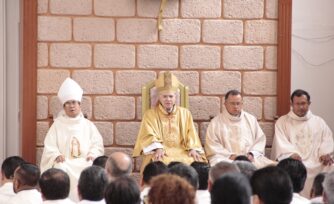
[13,163,40,193]
[233,160,257,180]
[168,163,199,189]
[78,165,108,201]
[148,174,196,204]
[1,156,25,180]
[39,168,70,200]
[142,161,168,186]
[211,172,251,204]
[92,155,108,168]
[251,166,293,204]
[277,158,307,193]
[190,161,210,190]
[323,171,334,204]
[104,176,140,204]
[105,151,132,181]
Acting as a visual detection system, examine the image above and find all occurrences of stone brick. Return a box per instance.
[50,0,92,15]
[189,96,221,120]
[243,72,277,95]
[117,19,157,43]
[135,156,143,172]
[136,97,142,120]
[94,0,135,16]
[36,121,49,146]
[38,0,48,14]
[264,97,277,120]
[266,0,278,19]
[49,96,62,118]
[138,45,178,69]
[94,96,135,120]
[181,45,220,69]
[81,97,93,119]
[171,71,199,94]
[224,0,264,18]
[265,46,277,70]
[38,16,71,41]
[160,19,201,43]
[104,147,133,157]
[201,71,241,95]
[94,122,113,146]
[260,122,274,146]
[38,43,48,67]
[115,122,141,145]
[137,0,178,17]
[203,20,243,44]
[199,122,210,146]
[243,97,262,120]
[37,69,70,93]
[72,70,114,94]
[181,0,221,18]
[73,18,115,42]
[50,43,92,68]
[223,46,264,70]
[37,96,48,120]
[245,20,277,44]
[36,147,44,167]
[115,71,156,94]
[94,44,135,68]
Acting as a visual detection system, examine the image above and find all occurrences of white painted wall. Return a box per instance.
[292,0,334,131]
[0,0,20,164]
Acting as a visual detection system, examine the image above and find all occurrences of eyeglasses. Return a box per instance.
[64,100,80,107]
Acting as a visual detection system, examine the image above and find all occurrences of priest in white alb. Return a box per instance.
[271,89,334,198]
[40,77,104,202]
[205,90,275,168]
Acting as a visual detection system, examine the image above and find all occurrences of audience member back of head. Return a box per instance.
[190,161,210,190]
[142,161,168,186]
[168,163,199,189]
[104,176,140,204]
[39,168,70,201]
[211,172,251,204]
[92,155,108,168]
[251,166,293,204]
[105,152,132,181]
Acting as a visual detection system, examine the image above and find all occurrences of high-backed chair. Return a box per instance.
[141,79,189,116]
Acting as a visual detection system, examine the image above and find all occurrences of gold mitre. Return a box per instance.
[155,72,179,93]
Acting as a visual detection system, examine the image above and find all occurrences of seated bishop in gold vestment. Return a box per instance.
[133,72,206,173]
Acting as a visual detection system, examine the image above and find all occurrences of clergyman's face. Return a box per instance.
[292,95,310,117]
[63,100,81,118]
[158,92,176,112]
[224,94,243,116]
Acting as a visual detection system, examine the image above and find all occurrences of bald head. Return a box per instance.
[105,152,132,181]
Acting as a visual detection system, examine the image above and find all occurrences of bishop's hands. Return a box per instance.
[320,154,334,166]
[153,148,167,161]
[55,155,65,163]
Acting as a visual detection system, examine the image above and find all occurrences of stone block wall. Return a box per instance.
[36,0,278,174]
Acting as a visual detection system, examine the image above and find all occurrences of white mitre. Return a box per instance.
[57,77,83,105]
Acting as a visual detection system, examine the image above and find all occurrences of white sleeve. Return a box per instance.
[143,142,164,154]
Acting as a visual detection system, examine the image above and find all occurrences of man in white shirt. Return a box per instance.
[77,166,108,204]
[205,90,274,168]
[0,156,25,203]
[8,163,43,204]
[39,168,74,204]
[40,78,104,201]
[271,89,334,197]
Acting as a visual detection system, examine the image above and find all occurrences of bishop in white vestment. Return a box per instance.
[271,89,334,198]
[40,78,104,202]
